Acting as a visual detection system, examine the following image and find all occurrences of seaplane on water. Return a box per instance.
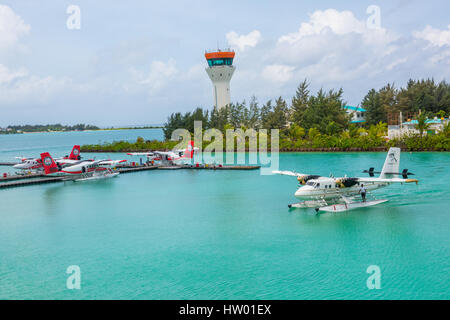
[13,145,82,174]
[40,151,126,181]
[127,140,198,165]
[273,147,419,213]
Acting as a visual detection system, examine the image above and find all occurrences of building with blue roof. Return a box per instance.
[388,116,449,139]
[343,106,366,124]
[401,117,448,135]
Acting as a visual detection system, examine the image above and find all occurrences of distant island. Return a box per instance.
[0,124,163,134]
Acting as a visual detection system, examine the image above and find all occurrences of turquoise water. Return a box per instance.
[0,130,449,299]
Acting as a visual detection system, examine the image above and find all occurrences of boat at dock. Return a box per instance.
[74,171,120,182]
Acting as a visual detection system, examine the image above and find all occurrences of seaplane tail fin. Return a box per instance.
[380,147,400,179]
[40,152,59,175]
[183,140,195,159]
[69,145,81,160]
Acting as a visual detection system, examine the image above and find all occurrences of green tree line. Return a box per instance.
[362,79,450,125]
[4,123,100,133]
[81,78,449,152]
[161,78,449,151]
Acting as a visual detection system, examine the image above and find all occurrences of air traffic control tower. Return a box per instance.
[205,49,235,109]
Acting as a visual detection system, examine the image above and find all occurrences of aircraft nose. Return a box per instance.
[295,186,313,199]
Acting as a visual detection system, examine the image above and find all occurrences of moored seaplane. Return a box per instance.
[274,147,419,213]
[40,152,126,181]
[13,145,82,174]
[127,140,198,165]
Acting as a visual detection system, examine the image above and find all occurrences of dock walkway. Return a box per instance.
[0,164,260,189]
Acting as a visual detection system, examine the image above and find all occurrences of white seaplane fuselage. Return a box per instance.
[294,177,389,200]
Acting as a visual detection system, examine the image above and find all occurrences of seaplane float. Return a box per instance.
[274,147,418,213]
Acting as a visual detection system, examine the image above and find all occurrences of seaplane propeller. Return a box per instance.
[297,175,321,185]
[363,167,415,178]
[335,177,359,188]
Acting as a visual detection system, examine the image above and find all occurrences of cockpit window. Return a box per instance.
[306,181,315,186]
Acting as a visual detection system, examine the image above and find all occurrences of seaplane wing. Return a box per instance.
[272,170,308,177]
[127,152,155,156]
[174,147,199,153]
[273,170,322,184]
[357,177,419,184]
[98,159,127,166]
[152,151,175,157]
[57,159,85,167]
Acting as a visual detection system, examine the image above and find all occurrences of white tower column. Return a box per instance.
[206,65,235,109]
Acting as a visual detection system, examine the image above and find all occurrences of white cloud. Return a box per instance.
[429,49,450,65]
[0,64,27,84]
[266,9,403,86]
[262,64,295,83]
[279,9,366,44]
[414,25,450,47]
[386,57,408,71]
[0,5,30,52]
[128,58,178,94]
[0,64,71,104]
[229,8,450,107]
[0,6,73,106]
[226,30,261,51]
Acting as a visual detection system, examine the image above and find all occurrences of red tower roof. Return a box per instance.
[205,51,235,60]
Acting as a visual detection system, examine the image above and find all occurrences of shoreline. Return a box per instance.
[0,127,163,135]
[81,147,449,153]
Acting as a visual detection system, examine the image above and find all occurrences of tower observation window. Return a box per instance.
[208,58,233,67]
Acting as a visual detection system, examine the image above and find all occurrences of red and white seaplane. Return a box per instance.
[40,151,126,181]
[13,145,82,173]
[274,147,419,213]
[127,140,198,165]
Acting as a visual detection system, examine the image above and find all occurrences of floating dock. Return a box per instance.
[0,164,260,189]
[153,165,260,170]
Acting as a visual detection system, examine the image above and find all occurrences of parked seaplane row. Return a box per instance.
[274,147,419,213]
[13,145,82,173]
[10,141,198,181]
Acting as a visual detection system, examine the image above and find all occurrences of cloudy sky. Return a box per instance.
[0,0,449,126]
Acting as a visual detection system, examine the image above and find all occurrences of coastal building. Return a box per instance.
[344,106,366,124]
[205,49,235,109]
[388,115,448,139]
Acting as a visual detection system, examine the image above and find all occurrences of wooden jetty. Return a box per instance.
[0,173,46,182]
[0,176,68,189]
[0,164,260,189]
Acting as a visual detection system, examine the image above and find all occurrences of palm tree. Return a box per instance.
[415,112,431,137]
[442,122,450,138]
